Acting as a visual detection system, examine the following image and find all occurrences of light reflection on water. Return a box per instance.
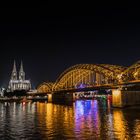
[0,99,140,139]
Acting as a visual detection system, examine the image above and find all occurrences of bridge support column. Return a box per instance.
[112,89,123,107]
[112,89,140,107]
[47,93,52,102]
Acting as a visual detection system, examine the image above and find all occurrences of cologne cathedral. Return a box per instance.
[8,61,31,92]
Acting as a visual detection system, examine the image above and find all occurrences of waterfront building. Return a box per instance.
[8,61,31,92]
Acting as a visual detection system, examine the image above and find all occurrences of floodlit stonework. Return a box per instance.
[8,61,31,92]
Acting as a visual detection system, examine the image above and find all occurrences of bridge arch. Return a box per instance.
[120,60,140,81]
[53,64,125,91]
[37,82,54,93]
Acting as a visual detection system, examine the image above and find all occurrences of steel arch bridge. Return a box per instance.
[53,64,126,91]
[118,60,140,82]
[37,82,54,93]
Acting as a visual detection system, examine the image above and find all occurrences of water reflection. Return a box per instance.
[134,120,140,139]
[0,102,37,139]
[75,100,101,139]
[113,110,128,139]
[36,102,75,139]
[0,99,140,139]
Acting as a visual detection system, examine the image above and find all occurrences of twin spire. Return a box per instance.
[12,60,17,73]
[11,60,25,80]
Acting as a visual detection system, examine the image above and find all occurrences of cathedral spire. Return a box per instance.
[20,61,24,72]
[13,60,17,72]
[11,60,17,80]
[19,60,25,80]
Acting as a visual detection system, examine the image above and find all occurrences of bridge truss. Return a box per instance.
[37,82,54,93]
[53,64,126,91]
[37,61,140,92]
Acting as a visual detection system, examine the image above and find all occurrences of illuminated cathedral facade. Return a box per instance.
[8,61,31,92]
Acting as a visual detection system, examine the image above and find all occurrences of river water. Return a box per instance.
[0,99,140,139]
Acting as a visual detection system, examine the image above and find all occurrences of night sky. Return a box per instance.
[0,8,140,88]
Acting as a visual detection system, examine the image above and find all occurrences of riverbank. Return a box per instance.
[0,96,48,102]
[0,97,23,102]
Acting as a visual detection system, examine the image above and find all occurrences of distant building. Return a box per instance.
[8,61,31,92]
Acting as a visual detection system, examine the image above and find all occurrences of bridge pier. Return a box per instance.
[112,89,140,107]
[47,93,52,102]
